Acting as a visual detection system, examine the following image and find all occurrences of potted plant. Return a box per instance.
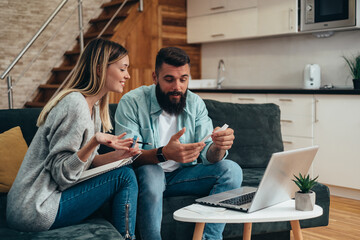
[292,173,319,211]
[343,54,360,89]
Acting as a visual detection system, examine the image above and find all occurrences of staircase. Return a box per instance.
[24,0,201,108]
[24,0,138,108]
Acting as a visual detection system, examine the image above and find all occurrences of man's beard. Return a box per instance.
[155,84,187,115]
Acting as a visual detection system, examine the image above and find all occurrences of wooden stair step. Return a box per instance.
[52,66,73,72]
[39,84,61,89]
[65,50,80,56]
[82,29,114,39]
[24,101,46,108]
[101,0,137,9]
[89,13,127,24]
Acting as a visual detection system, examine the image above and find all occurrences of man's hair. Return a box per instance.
[155,47,190,77]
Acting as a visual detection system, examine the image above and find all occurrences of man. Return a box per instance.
[115,47,242,240]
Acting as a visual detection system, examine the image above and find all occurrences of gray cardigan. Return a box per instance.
[6,92,101,231]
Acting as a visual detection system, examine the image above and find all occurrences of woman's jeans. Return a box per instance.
[136,160,243,240]
[50,166,138,240]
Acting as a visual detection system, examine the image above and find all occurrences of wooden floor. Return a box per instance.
[290,196,360,240]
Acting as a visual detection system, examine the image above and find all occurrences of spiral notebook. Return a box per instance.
[78,153,141,183]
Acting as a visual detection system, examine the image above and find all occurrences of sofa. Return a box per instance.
[0,99,330,240]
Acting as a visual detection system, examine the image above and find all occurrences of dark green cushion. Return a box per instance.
[0,194,122,240]
[204,100,284,168]
[0,108,42,146]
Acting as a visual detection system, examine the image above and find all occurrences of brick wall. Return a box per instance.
[0,0,105,109]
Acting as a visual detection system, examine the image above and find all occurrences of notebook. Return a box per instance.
[196,146,319,213]
[78,153,141,183]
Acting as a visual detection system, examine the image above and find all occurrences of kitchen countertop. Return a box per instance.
[189,87,360,95]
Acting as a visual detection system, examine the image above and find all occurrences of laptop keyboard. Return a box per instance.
[219,191,256,206]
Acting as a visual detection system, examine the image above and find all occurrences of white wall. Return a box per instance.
[201,30,360,88]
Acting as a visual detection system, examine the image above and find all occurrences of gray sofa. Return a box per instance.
[0,99,330,240]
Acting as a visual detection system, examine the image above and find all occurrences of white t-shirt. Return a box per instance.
[158,111,181,172]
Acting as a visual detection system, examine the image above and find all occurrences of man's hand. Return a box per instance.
[211,127,235,150]
[206,127,235,163]
[162,127,206,163]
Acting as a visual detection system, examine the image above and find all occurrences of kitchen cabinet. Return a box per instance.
[187,4,257,43]
[231,93,267,104]
[267,94,314,151]
[257,0,297,36]
[195,91,360,193]
[187,0,298,43]
[187,0,258,17]
[313,95,360,190]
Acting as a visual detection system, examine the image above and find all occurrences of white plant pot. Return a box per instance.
[295,191,316,211]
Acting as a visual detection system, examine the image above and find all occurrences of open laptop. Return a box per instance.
[196,146,319,213]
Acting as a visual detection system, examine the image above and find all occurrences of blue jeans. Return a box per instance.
[50,166,138,240]
[136,160,243,240]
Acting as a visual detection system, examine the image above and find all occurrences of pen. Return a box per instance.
[137,141,152,145]
[131,136,138,148]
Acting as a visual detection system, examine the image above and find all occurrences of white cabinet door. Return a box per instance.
[267,94,314,153]
[267,94,314,138]
[187,8,258,43]
[187,0,297,43]
[187,0,258,17]
[231,93,267,103]
[257,0,298,36]
[282,136,313,151]
[313,95,360,190]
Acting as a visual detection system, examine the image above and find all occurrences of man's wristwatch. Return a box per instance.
[156,146,167,163]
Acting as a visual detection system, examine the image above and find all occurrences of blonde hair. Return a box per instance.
[37,38,128,132]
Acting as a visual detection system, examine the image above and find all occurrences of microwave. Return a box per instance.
[300,0,358,32]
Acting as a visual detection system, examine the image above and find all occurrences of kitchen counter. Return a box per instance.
[189,87,360,95]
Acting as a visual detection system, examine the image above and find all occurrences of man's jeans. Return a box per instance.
[136,160,243,240]
[50,166,138,240]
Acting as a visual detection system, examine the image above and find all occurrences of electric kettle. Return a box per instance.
[304,64,321,89]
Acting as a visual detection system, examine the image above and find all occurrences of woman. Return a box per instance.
[6,38,140,240]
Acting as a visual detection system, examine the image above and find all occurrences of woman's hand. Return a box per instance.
[91,133,141,167]
[95,132,133,150]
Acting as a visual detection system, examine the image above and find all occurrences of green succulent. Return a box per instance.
[343,54,360,79]
[292,173,319,193]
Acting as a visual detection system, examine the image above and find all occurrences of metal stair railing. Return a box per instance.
[0,0,83,109]
[1,0,143,109]
[51,0,142,102]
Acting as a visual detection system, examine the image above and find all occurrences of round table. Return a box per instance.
[173,200,323,240]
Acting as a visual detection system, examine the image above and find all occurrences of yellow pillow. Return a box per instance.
[0,126,28,192]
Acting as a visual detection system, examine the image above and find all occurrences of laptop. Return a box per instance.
[195,146,319,213]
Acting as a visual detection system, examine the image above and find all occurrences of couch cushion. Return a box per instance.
[242,168,265,187]
[0,108,42,146]
[0,218,123,240]
[1,193,122,240]
[204,100,283,168]
[0,127,28,192]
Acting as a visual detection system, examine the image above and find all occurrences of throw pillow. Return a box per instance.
[0,126,28,192]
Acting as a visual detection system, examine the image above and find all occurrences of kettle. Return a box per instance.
[304,64,321,89]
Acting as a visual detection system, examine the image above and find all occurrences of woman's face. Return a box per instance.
[105,55,130,93]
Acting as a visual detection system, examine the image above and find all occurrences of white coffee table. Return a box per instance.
[173,200,323,240]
